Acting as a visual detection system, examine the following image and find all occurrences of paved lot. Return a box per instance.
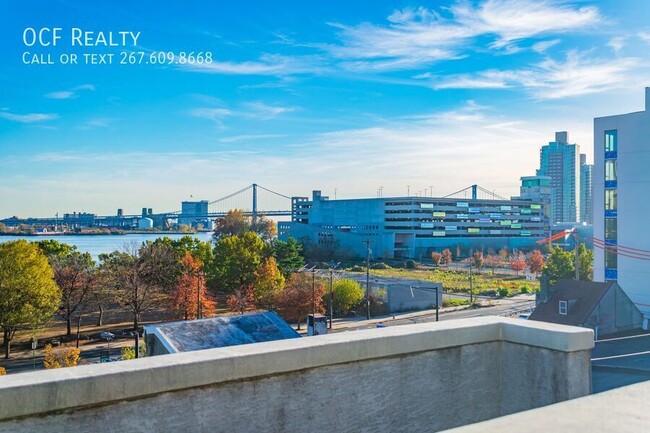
[591,332,650,393]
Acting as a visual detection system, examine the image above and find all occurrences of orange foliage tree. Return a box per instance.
[431,252,442,266]
[441,249,453,266]
[275,273,326,330]
[226,287,257,315]
[510,253,527,275]
[169,252,217,320]
[527,250,545,276]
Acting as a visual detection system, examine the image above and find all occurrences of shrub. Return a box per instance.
[405,259,417,269]
[0,367,6,376]
[443,298,471,307]
[371,262,390,270]
[349,265,365,272]
[520,285,530,294]
[497,287,509,298]
[43,344,80,369]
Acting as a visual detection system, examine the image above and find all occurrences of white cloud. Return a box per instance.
[607,37,625,53]
[181,54,325,76]
[188,107,233,128]
[532,39,561,53]
[638,31,650,44]
[325,1,600,71]
[242,102,296,120]
[45,84,95,99]
[436,51,640,99]
[0,111,59,123]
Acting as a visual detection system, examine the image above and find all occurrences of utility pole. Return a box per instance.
[574,232,580,280]
[329,269,334,329]
[365,239,371,320]
[252,183,258,225]
[469,261,474,304]
[311,268,316,319]
[407,185,410,196]
[429,185,434,197]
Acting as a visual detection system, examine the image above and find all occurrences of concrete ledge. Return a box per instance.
[0,316,593,422]
[443,378,650,433]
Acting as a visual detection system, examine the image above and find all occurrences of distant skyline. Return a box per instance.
[1,0,649,217]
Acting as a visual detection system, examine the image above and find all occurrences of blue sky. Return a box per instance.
[1,0,649,217]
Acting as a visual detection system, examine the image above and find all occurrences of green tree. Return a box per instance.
[36,239,76,258]
[542,246,575,286]
[213,232,268,293]
[213,209,251,240]
[330,279,364,315]
[273,237,305,276]
[577,243,594,281]
[0,240,61,359]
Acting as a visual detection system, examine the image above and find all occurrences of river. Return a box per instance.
[0,232,214,260]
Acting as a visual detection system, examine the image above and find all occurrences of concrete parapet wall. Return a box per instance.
[0,317,593,433]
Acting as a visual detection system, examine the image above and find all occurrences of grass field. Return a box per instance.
[367,267,539,296]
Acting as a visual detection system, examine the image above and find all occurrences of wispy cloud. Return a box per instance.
[219,134,286,143]
[0,110,59,123]
[242,102,297,120]
[45,84,95,99]
[325,1,600,71]
[532,39,561,53]
[607,37,625,53]
[181,54,325,76]
[639,31,650,44]
[187,107,233,128]
[436,51,640,99]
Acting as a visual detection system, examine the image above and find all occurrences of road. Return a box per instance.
[2,344,127,375]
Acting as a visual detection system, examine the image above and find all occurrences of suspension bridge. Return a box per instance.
[1,184,297,229]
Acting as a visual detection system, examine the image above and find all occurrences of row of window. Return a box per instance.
[604,129,618,281]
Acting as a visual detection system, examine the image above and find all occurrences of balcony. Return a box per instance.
[0,317,593,433]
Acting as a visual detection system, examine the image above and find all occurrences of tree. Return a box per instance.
[251,216,278,243]
[0,366,5,375]
[484,255,499,275]
[213,232,268,293]
[273,237,305,276]
[331,279,364,315]
[431,252,442,266]
[276,273,326,330]
[253,257,285,308]
[498,247,509,265]
[36,239,76,258]
[542,246,574,286]
[168,252,217,320]
[226,287,257,315]
[472,251,484,270]
[510,254,526,275]
[0,240,61,359]
[99,242,179,354]
[527,250,545,276]
[577,243,594,281]
[50,252,96,336]
[441,249,453,266]
[43,344,80,368]
[212,209,250,240]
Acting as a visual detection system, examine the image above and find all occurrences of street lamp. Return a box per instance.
[30,337,37,371]
[100,331,114,362]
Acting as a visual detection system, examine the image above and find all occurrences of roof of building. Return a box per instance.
[144,311,300,353]
[529,280,615,327]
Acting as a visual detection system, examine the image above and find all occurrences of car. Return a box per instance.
[518,313,531,320]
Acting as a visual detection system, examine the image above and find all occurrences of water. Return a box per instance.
[0,232,214,261]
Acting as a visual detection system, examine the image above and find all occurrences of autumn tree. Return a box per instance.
[213,210,277,243]
[331,279,364,315]
[99,242,179,357]
[226,287,257,315]
[510,253,526,275]
[441,249,453,266]
[0,240,60,359]
[498,247,509,265]
[169,252,217,320]
[431,252,442,266]
[472,251,484,270]
[276,273,326,330]
[484,255,499,275]
[253,257,285,308]
[527,250,545,276]
[43,344,80,368]
[49,251,96,336]
[273,237,305,276]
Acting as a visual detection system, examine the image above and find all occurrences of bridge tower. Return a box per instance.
[252,183,258,224]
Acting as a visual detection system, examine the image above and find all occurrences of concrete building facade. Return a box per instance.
[280,190,550,259]
[537,131,581,223]
[580,154,594,224]
[594,88,650,329]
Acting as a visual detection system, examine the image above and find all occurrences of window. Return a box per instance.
[605,160,617,181]
[559,300,567,315]
[605,130,617,152]
[605,218,617,240]
[605,249,618,269]
[605,189,617,210]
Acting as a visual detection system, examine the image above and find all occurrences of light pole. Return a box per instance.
[196,269,205,320]
[30,337,37,371]
[365,239,371,320]
[328,262,341,329]
[100,331,114,362]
